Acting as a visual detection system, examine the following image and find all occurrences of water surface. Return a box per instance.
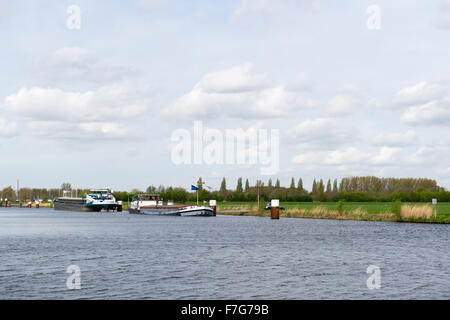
[0,208,448,299]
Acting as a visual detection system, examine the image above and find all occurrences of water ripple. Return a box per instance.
[0,208,449,299]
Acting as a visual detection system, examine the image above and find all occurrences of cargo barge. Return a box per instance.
[54,189,119,212]
[129,194,213,216]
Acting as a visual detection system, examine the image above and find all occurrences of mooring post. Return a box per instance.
[5,198,8,207]
[28,201,31,208]
[432,198,437,218]
[0,198,3,207]
[36,201,40,209]
[209,200,216,216]
[271,199,280,219]
[117,201,123,212]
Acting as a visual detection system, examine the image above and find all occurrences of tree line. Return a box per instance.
[0,185,93,202]
[125,176,448,203]
[1,177,448,203]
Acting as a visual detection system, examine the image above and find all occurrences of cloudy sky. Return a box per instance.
[1,0,450,191]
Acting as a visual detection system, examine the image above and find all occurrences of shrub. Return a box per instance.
[390,200,402,220]
[337,200,345,215]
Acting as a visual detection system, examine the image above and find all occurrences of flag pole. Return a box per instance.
[197,189,199,205]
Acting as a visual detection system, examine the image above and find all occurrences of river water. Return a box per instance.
[0,208,448,299]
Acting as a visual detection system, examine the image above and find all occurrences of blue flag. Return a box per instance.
[191,185,199,191]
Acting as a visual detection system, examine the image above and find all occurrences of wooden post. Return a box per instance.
[28,201,31,208]
[117,201,123,212]
[35,201,40,209]
[196,190,199,206]
[209,200,216,216]
[271,199,280,219]
[5,198,8,207]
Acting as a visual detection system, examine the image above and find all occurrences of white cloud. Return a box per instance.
[27,121,131,141]
[198,63,268,93]
[232,0,282,20]
[401,100,450,125]
[162,64,305,119]
[3,85,150,123]
[286,73,314,92]
[231,0,320,21]
[290,118,356,148]
[372,130,417,147]
[292,146,402,166]
[31,47,137,84]
[369,147,402,165]
[404,146,437,165]
[135,0,168,9]
[393,82,443,106]
[323,147,369,165]
[0,118,17,137]
[162,87,222,118]
[250,86,301,117]
[292,147,369,165]
[2,85,153,141]
[392,81,450,126]
[327,94,362,116]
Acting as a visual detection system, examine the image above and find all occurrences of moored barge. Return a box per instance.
[54,189,119,212]
[129,194,213,216]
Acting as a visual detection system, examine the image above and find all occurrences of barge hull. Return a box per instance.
[129,206,214,216]
[54,198,118,212]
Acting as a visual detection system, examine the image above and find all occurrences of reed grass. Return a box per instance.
[212,201,449,223]
[400,204,433,219]
[280,206,390,221]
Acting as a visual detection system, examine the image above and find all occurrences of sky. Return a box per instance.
[1,0,450,192]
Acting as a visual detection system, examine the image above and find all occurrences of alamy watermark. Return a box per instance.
[170,121,280,175]
[366,5,381,30]
[66,5,81,30]
[66,265,81,290]
[366,265,381,289]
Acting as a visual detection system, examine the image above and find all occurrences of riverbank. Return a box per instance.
[4,200,449,223]
[118,200,450,223]
[214,201,450,224]
[1,201,53,208]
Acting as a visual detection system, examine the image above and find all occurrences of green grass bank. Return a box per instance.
[213,201,450,224]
